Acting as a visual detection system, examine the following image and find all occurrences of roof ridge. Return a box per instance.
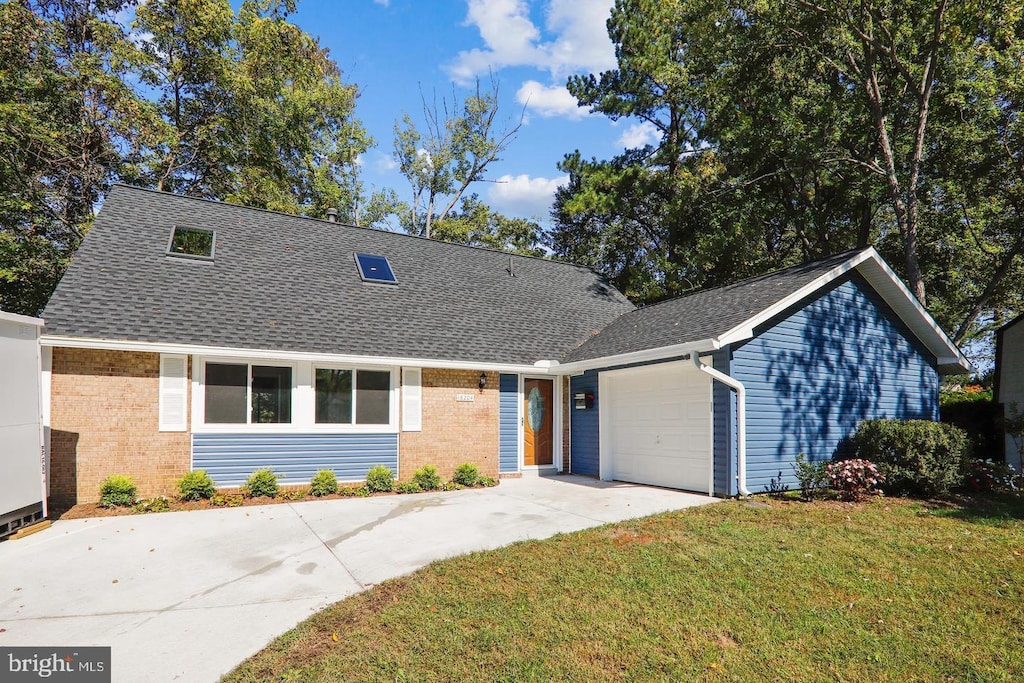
[107,184,605,274]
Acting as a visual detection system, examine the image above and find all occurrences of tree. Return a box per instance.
[133,0,371,217]
[391,79,522,238]
[554,0,1024,346]
[432,194,548,257]
[0,0,156,315]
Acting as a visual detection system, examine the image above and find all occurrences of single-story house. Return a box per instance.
[41,185,971,504]
[995,313,1024,470]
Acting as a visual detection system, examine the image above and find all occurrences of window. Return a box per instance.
[354,253,396,284]
[168,226,215,260]
[204,362,291,424]
[315,367,391,424]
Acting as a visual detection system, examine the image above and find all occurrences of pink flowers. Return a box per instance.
[826,459,884,501]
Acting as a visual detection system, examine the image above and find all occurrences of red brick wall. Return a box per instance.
[399,369,499,481]
[50,348,191,504]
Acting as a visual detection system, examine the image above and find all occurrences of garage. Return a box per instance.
[598,361,713,493]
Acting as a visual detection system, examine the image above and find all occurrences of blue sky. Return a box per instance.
[288,0,657,222]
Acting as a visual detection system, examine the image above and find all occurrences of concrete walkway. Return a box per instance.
[0,475,716,682]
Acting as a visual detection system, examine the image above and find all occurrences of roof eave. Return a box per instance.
[555,338,721,374]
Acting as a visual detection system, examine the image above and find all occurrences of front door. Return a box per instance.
[523,378,554,466]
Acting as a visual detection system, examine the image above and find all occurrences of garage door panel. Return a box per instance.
[603,362,712,492]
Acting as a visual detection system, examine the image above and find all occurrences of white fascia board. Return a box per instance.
[39,335,542,374]
[715,248,874,347]
[553,338,720,375]
[0,310,44,327]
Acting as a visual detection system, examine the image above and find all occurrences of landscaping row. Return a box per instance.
[777,418,1021,502]
[94,463,496,516]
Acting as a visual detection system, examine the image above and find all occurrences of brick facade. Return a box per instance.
[399,369,500,481]
[49,348,190,505]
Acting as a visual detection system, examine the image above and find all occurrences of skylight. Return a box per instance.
[354,253,397,284]
[167,226,215,260]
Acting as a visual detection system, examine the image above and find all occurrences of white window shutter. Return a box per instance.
[159,355,188,432]
[402,367,422,432]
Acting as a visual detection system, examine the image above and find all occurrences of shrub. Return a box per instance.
[210,493,243,507]
[309,469,339,497]
[962,459,1019,493]
[850,419,970,497]
[452,462,480,487]
[792,453,829,501]
[412,464,442,491]
[242,468,279,498]
[395,481,422,494]
[177,470,216,501]
[365,466,395,493]
[133,497,170,514]
[99,475,137,508]
[826,459,883,501]
[477,476,497,487]
[280,488,307,501]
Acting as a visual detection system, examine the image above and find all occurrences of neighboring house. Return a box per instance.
[995,314,1024,470]
[41,185,971,504]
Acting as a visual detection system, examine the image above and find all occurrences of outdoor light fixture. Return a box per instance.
[478,372,487,390]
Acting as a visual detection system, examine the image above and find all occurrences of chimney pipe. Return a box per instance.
[326,208,338,223]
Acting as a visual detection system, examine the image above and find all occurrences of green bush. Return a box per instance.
[281,488,307,501]
[133,497,170,514]
[452,462,480,487]
[99,475,137,508]
[792,453,829,501]
[210,493,243,507]
[849,419,970,497]
[477,476,497,487]
[177,470,216,501]
[412,464,442,491]
[242,468,279,498]
[395,481,422,494]
[309,469,339,497]
[365,466,395,493]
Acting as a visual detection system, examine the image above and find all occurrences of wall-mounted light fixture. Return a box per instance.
[478,372,488,390]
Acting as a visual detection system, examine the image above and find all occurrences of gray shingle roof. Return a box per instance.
[42,185,635,365]
[562,249,869,363]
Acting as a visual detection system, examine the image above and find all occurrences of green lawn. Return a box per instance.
[226,495,1024,682]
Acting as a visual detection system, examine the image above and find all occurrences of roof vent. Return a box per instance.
[326,208,338,223]
[507,255,515,277]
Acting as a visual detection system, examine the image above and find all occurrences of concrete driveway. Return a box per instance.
[0,475,716,682]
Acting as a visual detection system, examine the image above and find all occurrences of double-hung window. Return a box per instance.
[315,367,391,425]
[204,362,292,424]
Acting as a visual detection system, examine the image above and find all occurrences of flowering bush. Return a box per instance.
[826,459,883,501]
[962,459,1019,493]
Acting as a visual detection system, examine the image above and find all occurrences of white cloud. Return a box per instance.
[617,121,661,149]
[373,0,390,6]
[515,80,589,120]
[447,0,615,84]
[371,151,398,173]
[488,173,569,219]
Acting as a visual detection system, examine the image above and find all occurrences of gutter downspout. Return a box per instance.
[691,353,751,497]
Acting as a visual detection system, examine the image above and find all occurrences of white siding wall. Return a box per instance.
[0,312,45,515]
[1000,321,1024,470]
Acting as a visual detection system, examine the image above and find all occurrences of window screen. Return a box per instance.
[205,363,247,423]
[356,370,391,424]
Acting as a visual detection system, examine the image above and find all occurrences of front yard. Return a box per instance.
[226,494,1024,682]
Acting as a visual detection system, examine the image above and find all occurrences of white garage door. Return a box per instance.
[601,361,712,493]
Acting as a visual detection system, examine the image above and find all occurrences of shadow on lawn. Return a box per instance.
[921,492,1024,525]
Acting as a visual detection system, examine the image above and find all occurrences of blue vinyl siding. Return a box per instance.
[569,370,600,476]
[711,349,736,497]
[499,373,519,473]
[192,433,399,487]
[730,274,940,494]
